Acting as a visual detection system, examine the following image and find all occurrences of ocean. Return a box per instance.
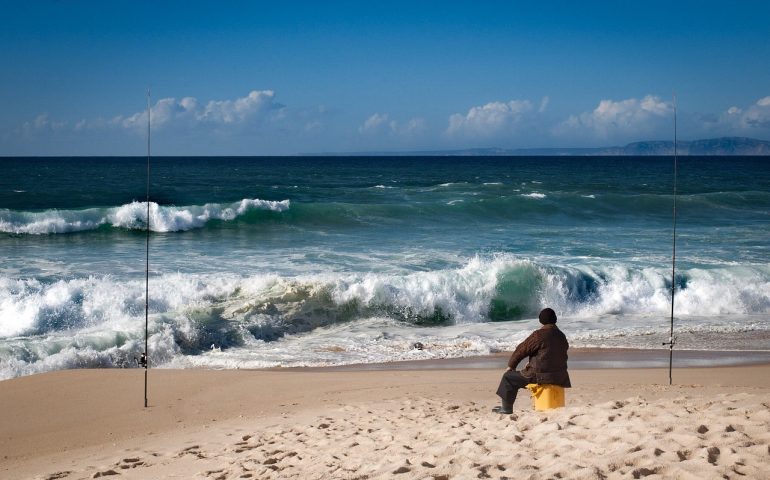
[1,156,768,379]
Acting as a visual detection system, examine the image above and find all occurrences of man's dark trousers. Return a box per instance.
[496,370,534,408]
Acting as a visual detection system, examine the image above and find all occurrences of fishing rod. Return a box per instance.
[142,88,151,407]
[663,94,678,385]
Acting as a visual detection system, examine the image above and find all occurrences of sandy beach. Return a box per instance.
[1,351,769,480]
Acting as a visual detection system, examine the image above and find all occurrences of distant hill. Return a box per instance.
[620,137,770,156]
[312,137,770,156]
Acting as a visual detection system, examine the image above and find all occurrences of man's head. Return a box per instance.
[539,308,557,325]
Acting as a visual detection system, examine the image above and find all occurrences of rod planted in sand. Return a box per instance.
[665,94,678,385]
[143,88,151,407]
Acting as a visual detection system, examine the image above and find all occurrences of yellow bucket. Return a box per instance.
[526,383,565,411]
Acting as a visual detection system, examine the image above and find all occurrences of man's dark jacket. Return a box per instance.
[508,323,571,387]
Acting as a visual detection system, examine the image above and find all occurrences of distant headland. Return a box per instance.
[310,137,770,156]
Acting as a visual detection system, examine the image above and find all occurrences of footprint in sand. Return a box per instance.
[476,464,492,478]
[706,446,720,464]
[116,457,145,470]
[177,445,206,459]
[43,472,71,480]
[631,466,660,478]
[203,468,229,480]
[92,470,120,478]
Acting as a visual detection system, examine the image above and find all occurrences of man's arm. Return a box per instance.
[507,329,541,369]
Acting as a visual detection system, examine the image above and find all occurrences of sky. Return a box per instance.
[2,0,770,156]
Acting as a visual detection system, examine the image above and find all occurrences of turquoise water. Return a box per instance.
[1,156,768,378]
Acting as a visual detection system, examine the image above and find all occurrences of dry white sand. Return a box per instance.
[1,359,769,479]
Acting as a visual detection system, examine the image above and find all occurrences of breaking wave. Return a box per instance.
[3,189,768,236]
[1,255,768,378]
[0,198,290,234]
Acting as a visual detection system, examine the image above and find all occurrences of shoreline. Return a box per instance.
[3,347,770,384]
[304,347,770,371]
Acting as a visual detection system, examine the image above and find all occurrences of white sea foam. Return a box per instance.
[164,315,770,371]
[166,318,529,370]
[521,192,546,199]
[1,257,768,379]
[2,258,768,341]
[109,198,289,232]
[0,198,290,234]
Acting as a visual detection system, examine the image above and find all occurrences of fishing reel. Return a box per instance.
[662,335,678,347]
[135,352,147,368]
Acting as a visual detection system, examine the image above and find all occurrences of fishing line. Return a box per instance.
[663,94,678,385]
[143,88,151,407]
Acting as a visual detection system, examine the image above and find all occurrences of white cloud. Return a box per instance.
[11,90,769,156]
[538,96,550,113]
[446,100,534,137]
[359,113,390,134]
[558,95,672,139]
[33,113,49,129]
[398,117,426,136]
[21,113,67,134]
[7,89,331,154]
[115,90,283,131]
[729,96,770,130]
[707,96,770,135]
[359,113,426,136]
[199,90,276,124]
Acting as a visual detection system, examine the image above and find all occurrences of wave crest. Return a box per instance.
[2,257,768,340]
[0,198,290,234]
[2,257,768,378]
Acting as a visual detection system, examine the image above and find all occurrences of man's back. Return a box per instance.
[522,324,570,387]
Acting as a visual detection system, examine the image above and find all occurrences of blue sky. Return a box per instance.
[2,1,770,155]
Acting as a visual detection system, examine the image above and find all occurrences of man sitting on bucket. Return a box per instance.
[494,307,571,414]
